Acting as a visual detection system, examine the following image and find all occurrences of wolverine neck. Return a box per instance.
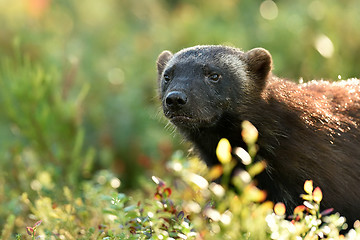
[178,96,301,167]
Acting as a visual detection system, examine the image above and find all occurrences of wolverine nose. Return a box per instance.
[165,91,187,109]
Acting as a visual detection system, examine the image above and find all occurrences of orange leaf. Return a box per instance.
[245,185,267,202]
[207,165,223,180]
[154,192,162,200]
[163,187,172,198]
[293,205,306,215]
[313,187,323,203]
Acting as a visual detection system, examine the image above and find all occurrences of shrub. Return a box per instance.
[10,122,360,239]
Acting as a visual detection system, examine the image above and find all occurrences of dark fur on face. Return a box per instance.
[157,45,360,227]
[157,45,271,130]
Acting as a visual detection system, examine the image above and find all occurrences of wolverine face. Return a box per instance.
[157,45,272,130]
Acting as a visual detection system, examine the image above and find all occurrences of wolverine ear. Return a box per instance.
[157,50,173,75]
[246,48,272,84]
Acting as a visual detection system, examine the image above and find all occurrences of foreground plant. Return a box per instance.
[268,180,349,239]
[101,176,196,239]
[14,122,360,239]
[26,220,42,240]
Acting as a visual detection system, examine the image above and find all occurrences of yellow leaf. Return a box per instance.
[274,202,286,216]
[241,121,258,145]
[301,194,312,201]
[313,187,323,203]
[75,198,83,206]
[261,201,274,211]
[216,138,232,164]
[304,180,313,194]
[247,161,266,177]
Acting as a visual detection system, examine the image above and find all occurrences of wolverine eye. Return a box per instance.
[163,74,171,83]
[208,73,221,82]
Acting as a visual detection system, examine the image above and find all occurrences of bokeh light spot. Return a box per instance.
[189,173,208,189]
[308,1,325,20]
[30,180,42,191]
[107,68,125,86]
[110,177,121,188]
[260,0,278,20]
[314,34,334,58]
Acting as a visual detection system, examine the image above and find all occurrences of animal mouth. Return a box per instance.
[165,111,199,126]
[164,108,221,128]
[169,115,194,124]
[167,113,220,128]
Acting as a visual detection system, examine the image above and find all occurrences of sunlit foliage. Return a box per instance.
[0,0,359,238]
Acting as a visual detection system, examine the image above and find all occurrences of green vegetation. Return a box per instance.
[0,0,359,239]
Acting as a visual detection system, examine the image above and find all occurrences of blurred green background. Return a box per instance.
[0,0,359,235]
